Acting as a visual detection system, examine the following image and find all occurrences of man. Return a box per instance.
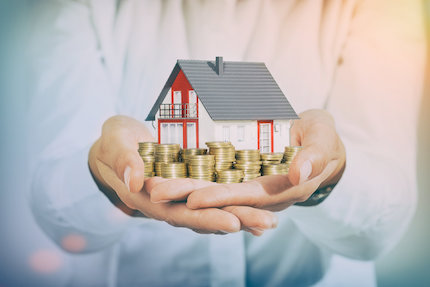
[29,0,426,286]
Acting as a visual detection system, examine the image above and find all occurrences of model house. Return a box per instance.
[146,57,298,153]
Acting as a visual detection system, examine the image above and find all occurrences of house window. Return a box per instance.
[161,123,169,143]
[188,90,197,104]
[222,126,230,142]
[173,91,182,117]
[187,90,197,118]
[161,122,183,147]
[237,126,245,142]
[173,91,182,104]
[187,122,197,148]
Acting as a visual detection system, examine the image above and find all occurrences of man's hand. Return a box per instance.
[151,110,346,212]
[88,115,278,236]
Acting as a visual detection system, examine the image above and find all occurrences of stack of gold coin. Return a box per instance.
[155,144,181,162]
[138,142,157,177]
[182,148,207,163]
[141,154,155,177]
[206,141,236,171]
[160,162,187,179]
[282,146,303,171]
[138,142,157,156]
[187,155,216,181]
[154,144,181,176]
[261,163,289,175]
[216,169,244,183]
[234,149,261,181]
[154,162,163,176]
[261,152,284,165]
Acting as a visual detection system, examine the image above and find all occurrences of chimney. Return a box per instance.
[215,56,223,75]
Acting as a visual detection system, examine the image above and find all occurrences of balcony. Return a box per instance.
[159,103,198,119]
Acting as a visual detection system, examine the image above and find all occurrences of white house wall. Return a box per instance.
[273,120,292,152]
[197,101,216,147]
[212,121,258,150]
[162,88,171,104]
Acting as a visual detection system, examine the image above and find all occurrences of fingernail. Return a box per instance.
[245,227,265,236]
[124,166,131,192]
[247,227,265,233]
[271,216,278,228]
[299,160,312,184]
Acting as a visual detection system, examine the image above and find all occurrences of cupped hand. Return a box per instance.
[151,109,346,212]
[88,115,277,236]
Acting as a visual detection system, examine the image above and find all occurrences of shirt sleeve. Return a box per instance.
[28,0,143,253]
[287,0,427,260]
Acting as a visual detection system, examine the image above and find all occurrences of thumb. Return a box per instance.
[287,145,328,186]
[114,149,146,193]
[98,139,146,193]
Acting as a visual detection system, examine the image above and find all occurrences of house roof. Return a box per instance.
[146,58,299,121]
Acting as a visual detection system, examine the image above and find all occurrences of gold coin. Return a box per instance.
[261,152,283,161]
[262,164,289,175]
[206,141,233,148]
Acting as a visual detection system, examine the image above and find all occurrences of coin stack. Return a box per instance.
[282,146,303,173]
[234,149,262,181]
[138,142,157,177]
[261,163,289,176]
[188,155,216,181]
[216,169,244,183]
[181,148,207,163]
[206,141,236,171]
[261,152,284,165]
[154,144,181,176]
[160,162,187,179]
[138,142,157,156]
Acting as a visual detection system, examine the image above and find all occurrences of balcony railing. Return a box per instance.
[159,103,198,119]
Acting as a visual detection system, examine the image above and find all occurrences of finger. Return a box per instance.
[116,150,146,193]
[125,185,242,233]
[94,159,143,211]
[187,180,266,209]
[288,120,338,185]
[148,178,217,203]
[97,116,154,193]
[161,203,241,233]
[143,176,174,199]
[243,228,264,236]
[222,206,278,236]
[187,174,297,210]
[288,145,329,186]
[192,229,227,235]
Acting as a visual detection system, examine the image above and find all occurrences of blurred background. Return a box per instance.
[0,1,429,286]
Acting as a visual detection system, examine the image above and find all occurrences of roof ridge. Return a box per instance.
[177,59,266,65]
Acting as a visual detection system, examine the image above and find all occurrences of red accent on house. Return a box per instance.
[158,119,199,149]
[170,70,199,119]
[196,119,199,148]
[257,123,260,149]
[172,70,193,104]
[158,120,161,144]
[160,68,200,147]
[257,120,274,152]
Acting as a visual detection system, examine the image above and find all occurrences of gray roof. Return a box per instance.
[146,59,298,121]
